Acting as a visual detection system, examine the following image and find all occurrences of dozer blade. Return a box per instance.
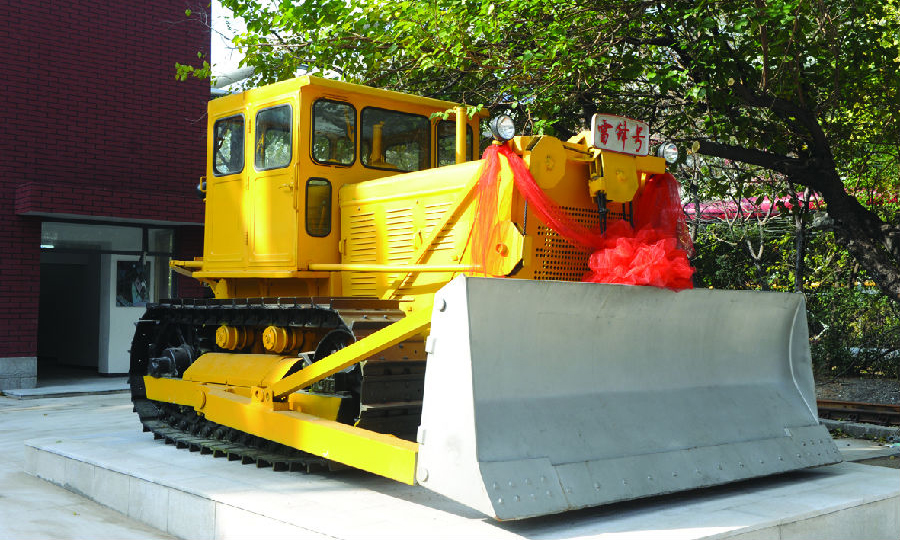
[415,276,840,520]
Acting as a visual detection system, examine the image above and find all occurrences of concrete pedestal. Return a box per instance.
[24,430,900,540]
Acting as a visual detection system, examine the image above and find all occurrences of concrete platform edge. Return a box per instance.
[24,436,900,540]
[23,441,331,540]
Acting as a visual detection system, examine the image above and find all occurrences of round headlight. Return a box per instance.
[489,115,516,141]
[657,142,679,164]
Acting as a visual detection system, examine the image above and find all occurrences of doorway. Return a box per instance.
[37,252,101,377]
[37,221,175,380]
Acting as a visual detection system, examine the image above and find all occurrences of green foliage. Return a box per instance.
[216,1,900,136]
[808,286,900,379]
[218,0,622,133]
[692,221,785,290]
[175,51,211,82]
[214,0,900,217]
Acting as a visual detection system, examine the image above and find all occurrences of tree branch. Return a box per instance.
[695,140,823,188]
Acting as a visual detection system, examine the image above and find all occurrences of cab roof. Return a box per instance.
[210,75,489,118]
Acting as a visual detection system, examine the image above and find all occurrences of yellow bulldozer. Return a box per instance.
[130,76,840,521]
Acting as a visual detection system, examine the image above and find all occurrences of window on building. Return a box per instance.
[148,229,174,299]
[436,120,474,167]
[212,115,244,175]
[255,105,292,170]
[305,178,332,237]
[39,222,178,301]
[361,108,429,172]
[41,222,143,251]
[312,99,356,166]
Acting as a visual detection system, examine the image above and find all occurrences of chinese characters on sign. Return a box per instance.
[590,114,649,156]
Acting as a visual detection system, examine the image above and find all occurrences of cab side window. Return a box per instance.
[436,120,473,167]
[212,115,244,175]
[255,105,292,170]
[361,108,430,172]
[305,178,332,237]
[312,99,356,166]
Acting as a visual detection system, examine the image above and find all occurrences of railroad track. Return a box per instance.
[817,399,900,427]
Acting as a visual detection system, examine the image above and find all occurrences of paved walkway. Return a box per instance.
[0,391,173,539]
[2,383,899,539]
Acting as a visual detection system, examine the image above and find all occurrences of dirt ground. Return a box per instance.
[815,376,900,405]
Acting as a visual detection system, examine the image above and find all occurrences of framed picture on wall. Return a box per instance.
[116,261,150,307]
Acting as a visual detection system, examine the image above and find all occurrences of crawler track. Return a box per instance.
[817,399,900,427]
[133,399,331,472]
[129,297,425,471]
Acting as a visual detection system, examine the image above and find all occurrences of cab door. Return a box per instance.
[204,113,247,267]
[249,102,297,267]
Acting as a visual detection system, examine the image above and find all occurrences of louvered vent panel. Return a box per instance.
[423,202,455,252]
[385,208,415,262]
[383,207,414,286]
[533,206,599,281]
[347,211,378,296]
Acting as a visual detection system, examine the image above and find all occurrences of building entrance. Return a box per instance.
[37,252,101,376]
[37,221,175,379]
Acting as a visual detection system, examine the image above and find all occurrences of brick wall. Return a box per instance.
[0,220,41,357]
[0,0,210,357]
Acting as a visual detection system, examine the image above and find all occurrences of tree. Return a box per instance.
[681,157,792,289]
[210,0,900,301]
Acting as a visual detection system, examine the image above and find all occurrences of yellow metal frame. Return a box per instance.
[182,353,298,387]
[270,308,431,397]
[142,310,432,483]
[143,377,418,483]
[308,263,477,273]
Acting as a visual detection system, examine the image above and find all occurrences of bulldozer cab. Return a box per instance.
[197,76,483,297]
